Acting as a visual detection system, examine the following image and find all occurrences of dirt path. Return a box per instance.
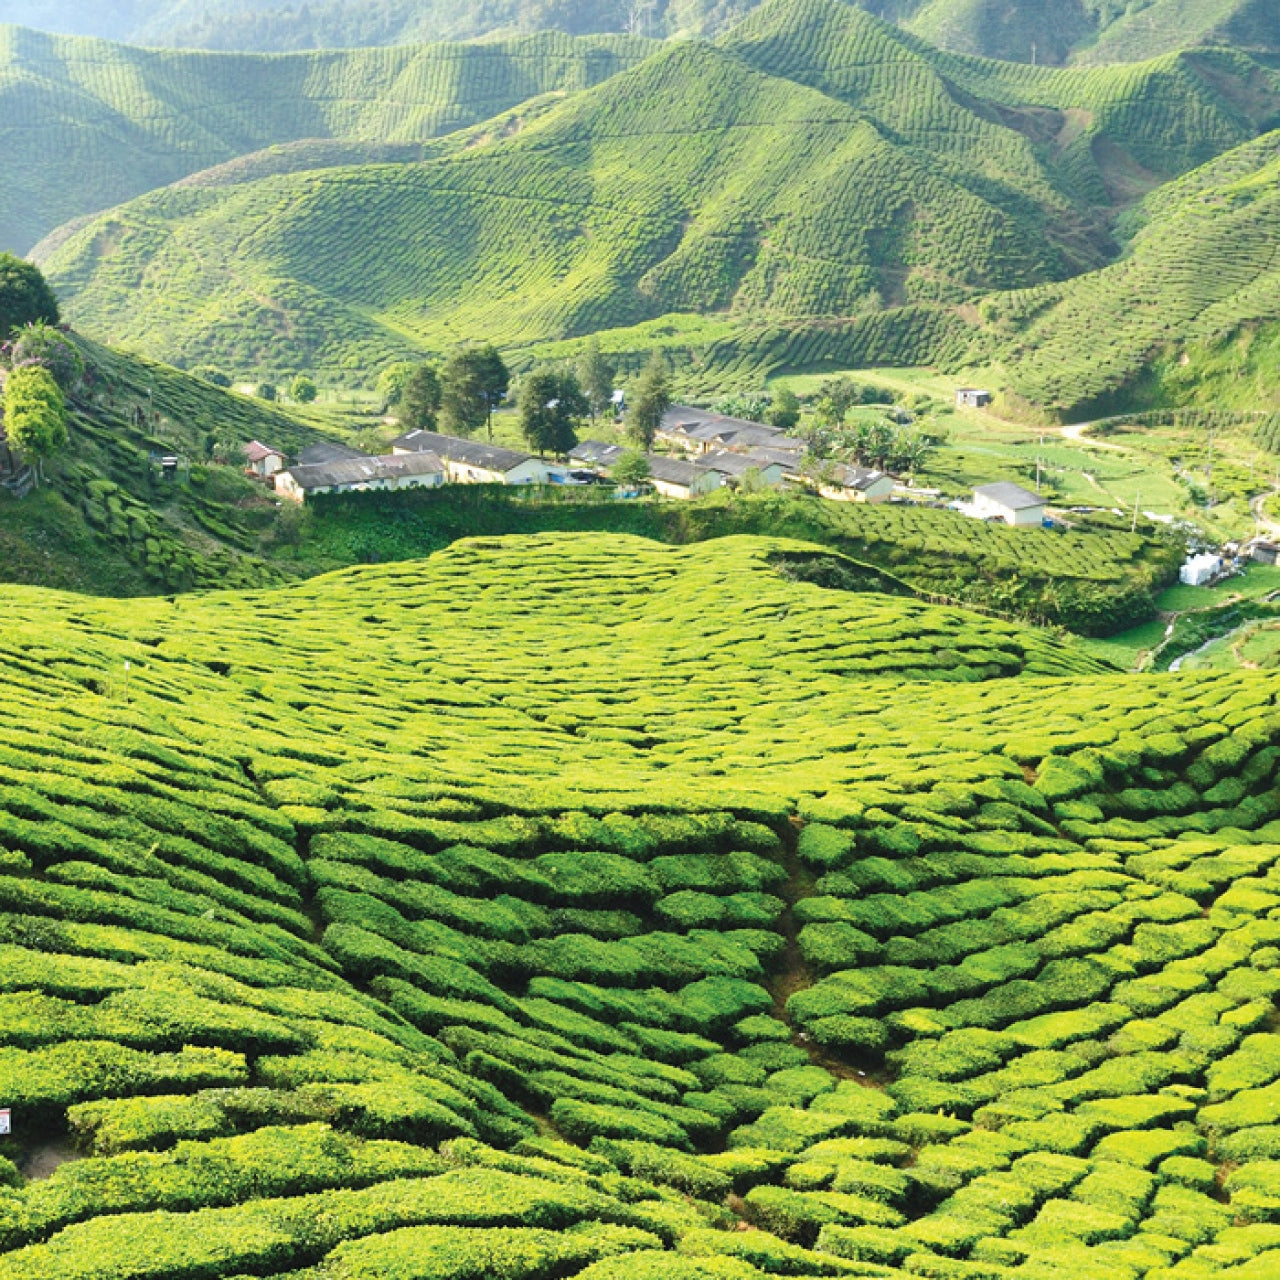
[20,1140,82,1181]
[1251,492,1280,541]
[1060,422,1128,454]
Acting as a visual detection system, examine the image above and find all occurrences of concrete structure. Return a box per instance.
[700,450,785,488]
[645,455,724,500]
[956,389,993,410]
[244,440,286,479]
[1180,553,1224,587]
[1252,542,1279,567]
[276,452,445,502]
[391,429,548,485]
[970,482,1047,527]
[818,464,895,504]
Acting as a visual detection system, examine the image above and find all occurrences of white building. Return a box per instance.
[275,452,445,502]
[1180,553,1223,587]
[391,429,549,485]
[818,464,895,505]
[244,440,286,478]
[969,482,1047,527]
[645,455,724,500]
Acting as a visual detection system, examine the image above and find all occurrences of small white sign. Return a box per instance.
[0,1110,10,1136]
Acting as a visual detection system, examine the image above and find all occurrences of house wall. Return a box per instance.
[973,493,1044,525]
[251,455,284,477]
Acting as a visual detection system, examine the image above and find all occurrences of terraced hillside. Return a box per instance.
[3,532,1280,1277]
[0,25,649,253]
[985,130,1280,416]
[36,0,1280,384]
[9,0,1280,62]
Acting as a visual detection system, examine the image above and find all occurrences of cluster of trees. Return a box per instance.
[380,345,511,439]
[0,257,75,486]
[713,389,800,430]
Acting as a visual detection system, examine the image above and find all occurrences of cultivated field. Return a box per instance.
[1,532,1279,1277]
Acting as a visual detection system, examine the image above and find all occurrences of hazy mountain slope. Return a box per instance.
[0,25,648,253]
[6,0,1280,61]
[983,131,1280,415]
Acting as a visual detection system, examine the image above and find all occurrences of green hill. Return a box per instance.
[35,0,1280,394]
[4,528,1280,1276]
[0,25,649,253]
[979,130,1280,416]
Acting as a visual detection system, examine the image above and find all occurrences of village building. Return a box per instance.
[656,406,803,458]
[956,389,993,410]
[1180,553,1224,587]
[390,429,548,485]
[298,440,369,467]
[275,452,445,503]
[569,440,627,470]
[969,481,1047,527]
[817,464,895,504]
[699,450,786,488]
[644,455,724,500]
[243,440,286,479]
[1253,542,1280,566]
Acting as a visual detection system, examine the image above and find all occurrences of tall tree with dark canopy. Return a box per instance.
[626,351,671,451]
[577,338,616,422]
[401,363,442,431]
[519,367,588,457]
[441,346,507,438]
[0,255,59,339]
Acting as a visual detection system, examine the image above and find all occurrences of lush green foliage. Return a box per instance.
[1,528,1280,1277]
[0,255,57,337]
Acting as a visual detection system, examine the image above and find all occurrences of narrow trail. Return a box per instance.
[1060,421,1129,454]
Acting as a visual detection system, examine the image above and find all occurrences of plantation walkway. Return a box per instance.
[1059,421,1127,453]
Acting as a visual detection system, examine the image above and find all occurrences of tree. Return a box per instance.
[377,362,416,409]
[10,322,84,392]
[577,339,615,422]
[714,393,770,423]
[626,352,671,451]
[611,450,652,488]
[767,388,801,430]
[192,366,231,388]
[472,345,510,440]
[256,383,278,402]
[4,364,66,485]
[440,346,508,438]
[518,367,588,457]
[0,255,59,339]
[289,375,318,404]
[401,364,442,432]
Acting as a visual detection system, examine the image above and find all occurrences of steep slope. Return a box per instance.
[5,533,1280,1276]
[1075,0,1280,66]
[982,131,1280,416]
[0,25,649,253]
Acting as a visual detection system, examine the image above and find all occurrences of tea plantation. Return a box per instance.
[37,0,1280,387]
[2,530,1280,1278]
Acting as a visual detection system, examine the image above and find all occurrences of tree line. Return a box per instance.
[384,341,673,460]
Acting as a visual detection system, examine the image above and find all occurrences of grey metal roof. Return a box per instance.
[831,464,892,491]
[391,429,534,474]
[283,452,444,491]
[700,450,780,478]
[569,440,627,466]
[975,481,1045,510]
[646,455,719,487]
[298,440,368,467]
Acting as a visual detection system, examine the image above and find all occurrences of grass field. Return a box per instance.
[2,529,1280,1276]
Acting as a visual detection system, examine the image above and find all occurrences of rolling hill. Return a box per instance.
[6,0,1280,63]
[4,522,1280,1276]
[0,25,649,253]
[34,0,1280,396]
[982,130,1280,416]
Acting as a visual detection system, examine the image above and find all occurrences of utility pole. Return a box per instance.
[1132,490,1140,534]
[1036,434,1044,494]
